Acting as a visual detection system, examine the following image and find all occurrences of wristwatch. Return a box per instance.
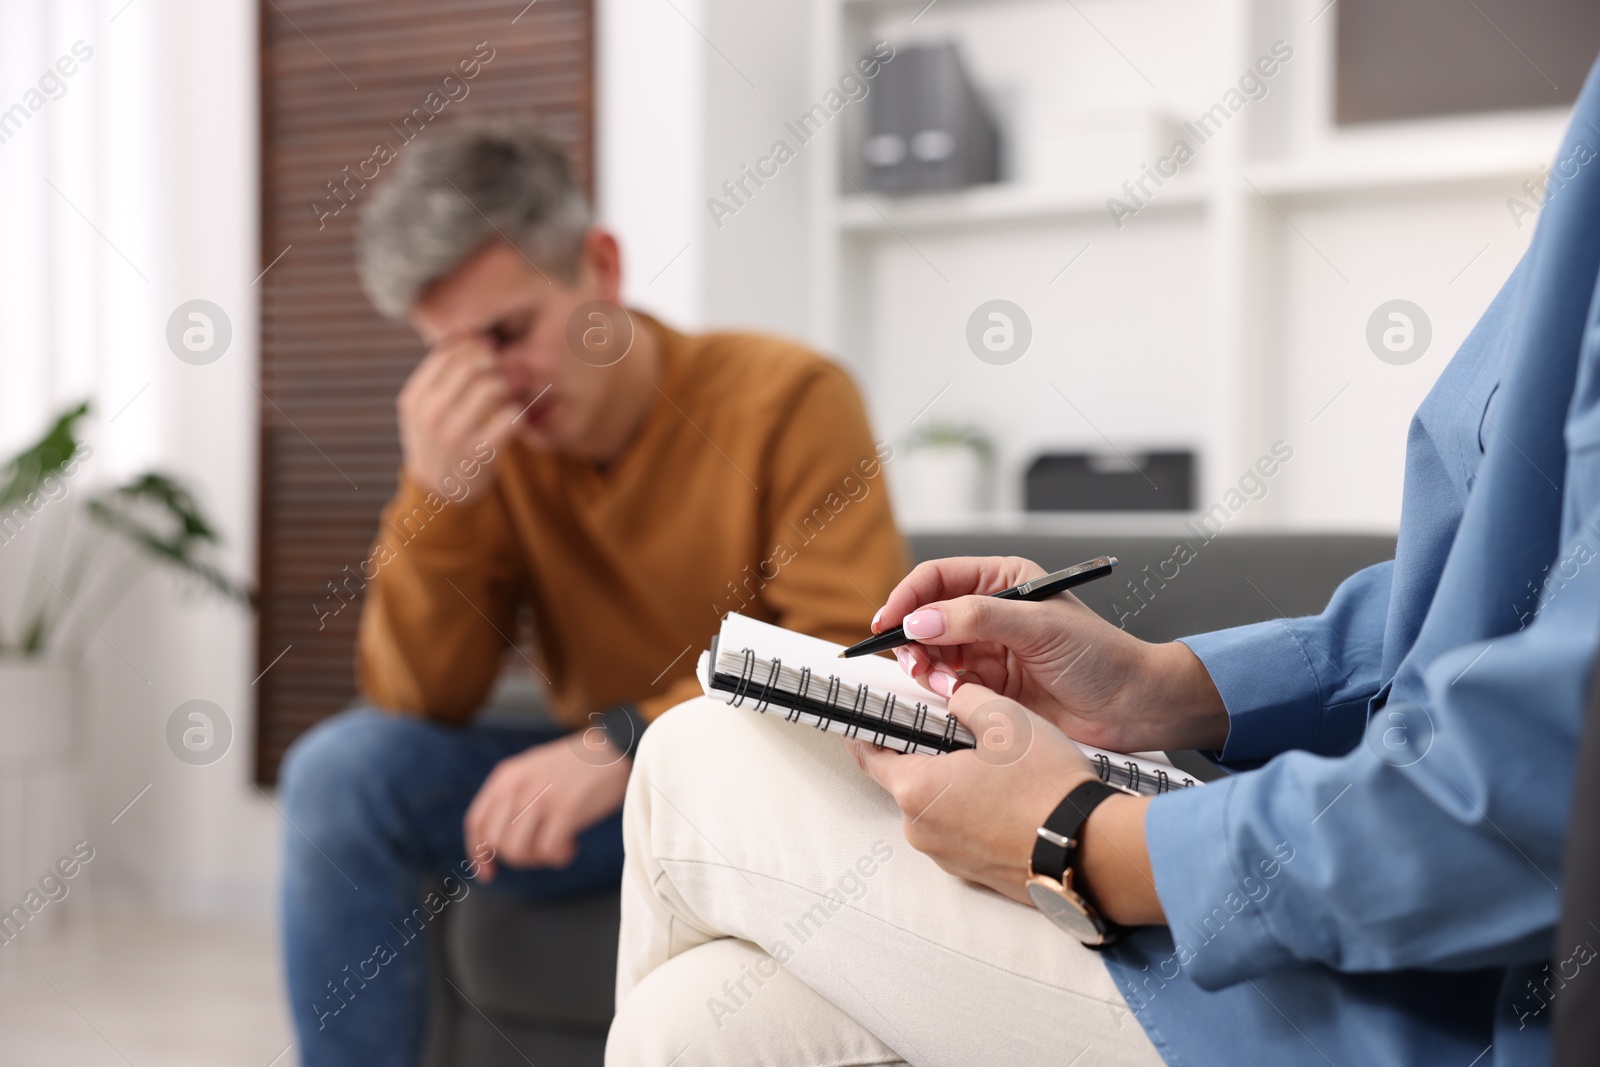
[594,704,645,760]
[1025,780,1128,947]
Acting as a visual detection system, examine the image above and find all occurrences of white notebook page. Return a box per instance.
[696,613,1195,787]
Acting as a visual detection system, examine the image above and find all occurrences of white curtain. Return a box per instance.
[1,0,147,465]
[0,0,277,922]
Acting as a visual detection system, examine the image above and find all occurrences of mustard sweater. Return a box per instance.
[356,315,907,727]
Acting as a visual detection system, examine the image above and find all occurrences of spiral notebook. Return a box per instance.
[696,613,1200,797]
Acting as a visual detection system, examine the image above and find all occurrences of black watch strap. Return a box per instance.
[595,704,646,760]
[1031,780,1124,883]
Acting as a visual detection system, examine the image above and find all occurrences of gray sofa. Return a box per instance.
[423,529,1397,1066]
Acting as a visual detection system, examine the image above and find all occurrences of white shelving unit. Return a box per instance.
[836,180,1208,233]
[803,0,1562,532]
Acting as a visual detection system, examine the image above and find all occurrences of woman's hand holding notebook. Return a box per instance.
[696,613,1199,796]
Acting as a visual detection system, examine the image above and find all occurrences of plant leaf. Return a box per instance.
[0,401,89,510]
[84,473,256,609]
[20,612,48,655]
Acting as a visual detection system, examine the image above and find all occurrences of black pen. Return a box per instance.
[838,555,1119,659]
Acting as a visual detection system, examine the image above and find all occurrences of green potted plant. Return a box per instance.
[898,421,998,522]
[0,402,253,762]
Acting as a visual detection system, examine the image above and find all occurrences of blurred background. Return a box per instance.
[1,0,1598,1062]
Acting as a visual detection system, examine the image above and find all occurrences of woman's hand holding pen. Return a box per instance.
[874,556,1231,754]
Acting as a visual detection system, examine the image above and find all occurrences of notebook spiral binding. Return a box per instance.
[720,647,958,754]
[790,666,813,724]
[754,656,781,713]
[729,648,757,707]
[717,646,1199,791]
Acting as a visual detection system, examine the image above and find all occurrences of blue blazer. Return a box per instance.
[1102,56,1600,1067]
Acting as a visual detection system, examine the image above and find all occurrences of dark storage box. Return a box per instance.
[1025,451,1195,512]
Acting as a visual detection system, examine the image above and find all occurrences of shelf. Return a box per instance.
[1243,157,1546,201]
[900,511,1398,538]
[835,137,1552,235]
[837,142,1554,237]
[813,0,1570,530]
[1242,136,1559,201]
[838,0,1000,12]
[901,511,1217,538]
[836,179,1206,234]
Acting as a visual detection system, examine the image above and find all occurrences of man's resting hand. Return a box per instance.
[463,732,631,880]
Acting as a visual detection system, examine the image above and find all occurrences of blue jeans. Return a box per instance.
[278,707,625,1067]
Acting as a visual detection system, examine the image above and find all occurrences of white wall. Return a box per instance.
[599,0,815,340]
[1270,187,1533,530]
[695,0,814,338]
[598,0,706,328]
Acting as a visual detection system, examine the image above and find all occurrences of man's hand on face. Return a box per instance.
[462,734,631,881]
[397,336,523,497]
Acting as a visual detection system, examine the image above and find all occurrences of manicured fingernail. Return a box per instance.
[930,668,958,697]
[871,608,886,633]
[894,647,913,672]
[903,609,945,639]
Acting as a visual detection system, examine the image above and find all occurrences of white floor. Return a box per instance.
[0,910,293,1067]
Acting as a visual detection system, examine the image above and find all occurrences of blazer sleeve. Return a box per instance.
[1180,560,1395,767]
[1146,511,1597,990]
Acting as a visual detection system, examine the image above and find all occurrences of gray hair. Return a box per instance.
[357,118,592,319]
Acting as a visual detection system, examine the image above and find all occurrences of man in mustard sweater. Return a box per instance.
[277,118,906,1066]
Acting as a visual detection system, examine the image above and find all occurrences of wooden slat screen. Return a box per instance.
[256,0,593,783]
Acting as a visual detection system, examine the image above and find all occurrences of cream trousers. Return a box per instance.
[606,697,1165,1067]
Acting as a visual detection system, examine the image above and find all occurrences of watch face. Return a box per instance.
[1027,876,1111,945]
